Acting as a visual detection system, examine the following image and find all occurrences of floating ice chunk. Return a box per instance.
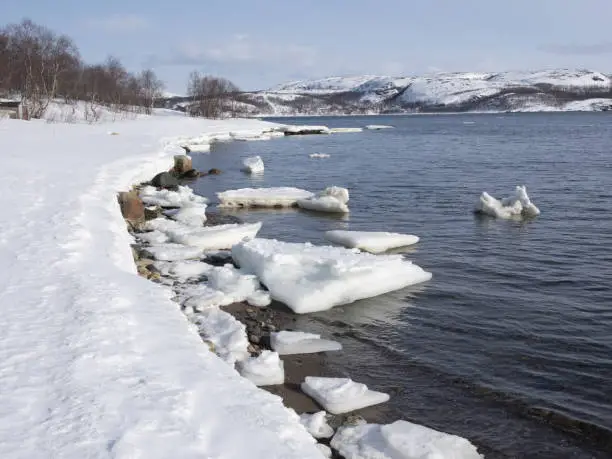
[139,185,207,208]
[309,153,331,159]
[232,239,432,314]
[325,230,419,253]
[299,411,334,439]
[242,156,265,174]
[136,230,170,244]
[365,125,394,130]
[142,243,203,261]
[166,222,262,250]
[297,186,350,214]
[316,444,332,458]
[218,187,314,208]
[237,351,285,386]
[282,125,330,135]
[331,420,484,459]
[475,185,540,220]
[271,331,342,355]
[301,377,390,415]
[190,308,249,365]
[329,127,363,133]
[165,202,208,226]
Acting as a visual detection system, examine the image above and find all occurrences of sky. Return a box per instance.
[3,0,612,93]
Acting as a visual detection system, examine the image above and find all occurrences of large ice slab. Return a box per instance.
[297,186,350,214]
[325,230,419,253]
[301,377,390,414]
[139,185,207,208]
[271,331,342,355]
[242,155,265,174]
[299,411,334,439]
[331,420,483,459]
[166,222,262,250]
[475,185,540,219]
[218,187,314,208]
[237,351,285,386]
[232,239,432,313]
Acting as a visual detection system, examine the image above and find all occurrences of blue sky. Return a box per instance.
[4,0,612,92]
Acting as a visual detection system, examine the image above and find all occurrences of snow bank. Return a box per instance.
[242,155,265,174]
[475,185,540,219]
[218,187,314,208]
[139,185,207,208]
[271,331,342,355]
[325,230,420,253]
[310,153,331,159]
[299,411,334,439]
[0,115,324,458]
[365,125,394,130]
[331,420,483,459]
[301,377,390,414]
[237,351,285,386]
[231,239,432,313]
[297,186,350,214]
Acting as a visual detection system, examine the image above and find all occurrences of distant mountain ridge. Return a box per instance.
[159,69,612,116]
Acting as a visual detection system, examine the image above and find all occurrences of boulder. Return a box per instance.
[207,168,222,175]
[118,191,145,226]
[180,169,200,180]
[151,172,179,190]
[173,155,193,175]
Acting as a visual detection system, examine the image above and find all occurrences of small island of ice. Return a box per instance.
[297,186,350,214]
[301,377,390,415]
[310,153,331,159]
[325,230,420,253]
[475,185,540,219]
[270,331,342,355]
[242,156,265,174]
[218,187,314,208]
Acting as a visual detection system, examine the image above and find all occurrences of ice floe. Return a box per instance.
[365,125,394,130]
[164,202,208,226]
[325,230,419,253]
[475,185,540,219]
[270,331,342,355]
[142,243,203,261]
[299,411,334,439]
[242,155,265,174]
[301,377,390,414]
[218,187,314,208]
[139,185,208,208]
[297,186,350,214]
[232,238,432,313]
[309,153,331,159]
[237,351,285,386]
[329,127,363,133]
[331,420,483,459]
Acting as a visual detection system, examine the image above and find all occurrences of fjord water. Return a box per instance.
[192,113,612,458]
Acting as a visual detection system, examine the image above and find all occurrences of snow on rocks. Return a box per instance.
[301,377,390,414]
[242,155,265,174]
[232,238,432,313]
[218,187,314,208]
[237,350,285,386]
[271,331,342,355]
[299,411,335,439]
[325,230,420,253]
[331,420,484,459]
[139,184,207,208]
[365,125,394,130]
[475,185,540,219]
[297,186,350,214]
[310,153,331,159]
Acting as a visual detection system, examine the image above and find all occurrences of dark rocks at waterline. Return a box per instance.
[151,172,179,190]
[117,191,145,227]
[207,168,222,175]
[144,206,163,221]
[172,155,193,175]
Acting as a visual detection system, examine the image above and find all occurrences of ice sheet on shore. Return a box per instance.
[218,187,314,208]
[301,377,390,415]
[299,411,334,438]
[232,239,432,313]
[237,351,285,386]
[297,186,350,214]
[331,420,483,459]
[242,156,265,174]
[325,230,419,253]
[270,331,342,355]
[190,307,249,365]
[365,125,394,130]
[475,185,540,219]
[139,185,207,208]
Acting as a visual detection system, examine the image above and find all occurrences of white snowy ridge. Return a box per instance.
[0,114,326,459]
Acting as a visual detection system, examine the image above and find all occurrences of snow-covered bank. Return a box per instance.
[0,116,324,458]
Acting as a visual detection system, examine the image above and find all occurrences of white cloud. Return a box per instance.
[88,14,150,33]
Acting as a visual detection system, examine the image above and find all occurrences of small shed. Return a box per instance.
[0,100,26,119]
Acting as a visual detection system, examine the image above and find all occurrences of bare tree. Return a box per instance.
[138,68,164,114]
[187,71,240,118]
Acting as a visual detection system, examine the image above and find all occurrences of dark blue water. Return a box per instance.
[192,113,612,458]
